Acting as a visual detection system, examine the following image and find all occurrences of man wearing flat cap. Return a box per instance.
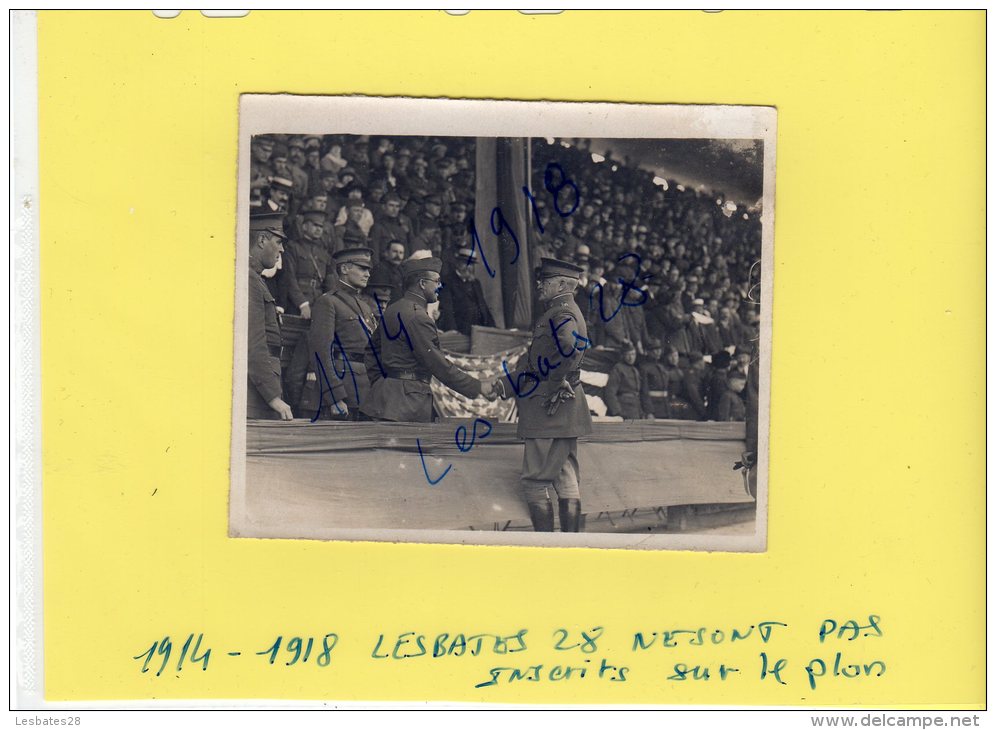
[493,258,593,532]
[361,256,494,423]
[302,247,378,420]
[247,212,293,421]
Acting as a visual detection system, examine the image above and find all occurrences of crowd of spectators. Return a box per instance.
[249,133,761,422]
[530,138,762,422]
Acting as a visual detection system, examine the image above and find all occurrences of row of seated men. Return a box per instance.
[602,340,754,422]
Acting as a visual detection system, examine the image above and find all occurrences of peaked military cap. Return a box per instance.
[249,211,287,239]
[538,257,584,280]
[400,256,443,279]
[333,247,374,268]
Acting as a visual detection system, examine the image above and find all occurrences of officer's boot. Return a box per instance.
[559,499,583,533]
[526,499,556,532]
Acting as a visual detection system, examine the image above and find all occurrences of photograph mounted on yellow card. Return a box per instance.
[230,96,774,552]
[13,9,983,711]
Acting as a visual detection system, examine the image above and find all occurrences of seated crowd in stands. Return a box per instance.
[249,133,759,422]
[529,139,760,422]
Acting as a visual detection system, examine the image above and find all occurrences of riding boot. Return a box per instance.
[559,498,583,532]
[526,500,556,532]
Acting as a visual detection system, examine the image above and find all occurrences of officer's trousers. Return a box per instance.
[520,437,580,504]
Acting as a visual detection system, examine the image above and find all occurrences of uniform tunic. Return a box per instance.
[301,281,378,416]
[506,293,593,440]
[639,360,671,419]
[715,389,747,422]
[412,213,443,256]
[680,367,709,421]
[280,238,332,314]
[604,362,644,419]
[504,292,593,500]
[247,270,283,419]
[361,292,483,422]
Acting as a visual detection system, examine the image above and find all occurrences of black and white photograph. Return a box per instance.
[230,96,774,550]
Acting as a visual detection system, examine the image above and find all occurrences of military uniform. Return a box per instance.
[604,359,644,419]
[301,249,379,419]
[280,236,332,315]
[412,195,444,256]
[715,387,747,422]
[639,359,672,419]
[498,258,593,532]
[247,212,288,420]
[361,257,484,423]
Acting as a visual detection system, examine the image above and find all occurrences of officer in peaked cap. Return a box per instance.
[299,246,379,420]
[281,209,332,320]
[278,204,334,409]
[247,212,293,421]
[493,257,593,532]
[361,256,495,422]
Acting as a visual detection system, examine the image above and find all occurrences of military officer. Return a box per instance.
[302,247,378,420]
[279,209,333,320]
[249,135,275,209]
[361,256,493,422]
[493,258,593,532]
[247,212,293,421]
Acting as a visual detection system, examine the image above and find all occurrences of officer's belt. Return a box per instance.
[385,368,431,383]
[331,351,367,362]
[522,369,582,387]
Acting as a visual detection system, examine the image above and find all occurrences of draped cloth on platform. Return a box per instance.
[240,419,752,535]
[430,345,527,421]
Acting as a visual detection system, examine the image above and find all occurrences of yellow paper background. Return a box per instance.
[37,10,985,705]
